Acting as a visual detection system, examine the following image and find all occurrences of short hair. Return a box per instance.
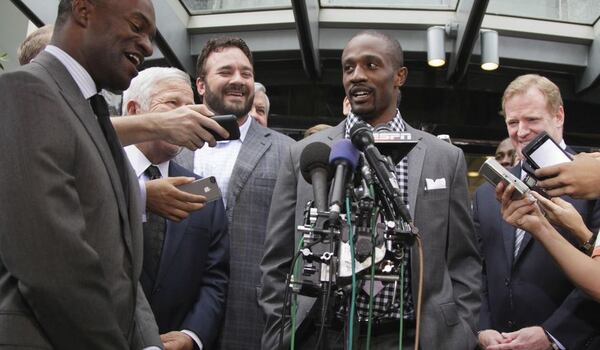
[196,36,253,79]
[18,24,53,65]
[349,30,404,69]
[122,67,190,114]
[56,0,106,25]
[502,74,563,115]
[254,82,270,115]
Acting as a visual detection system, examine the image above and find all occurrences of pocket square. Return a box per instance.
[425,178,446,190]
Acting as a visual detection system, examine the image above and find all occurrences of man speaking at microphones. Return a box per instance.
[259,30,481,349]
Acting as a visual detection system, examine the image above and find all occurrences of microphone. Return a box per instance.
[300,142,332,212]
[328,139,360,217]
[350,121,413,224]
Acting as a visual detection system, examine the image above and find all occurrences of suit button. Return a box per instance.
[504,278,510,286]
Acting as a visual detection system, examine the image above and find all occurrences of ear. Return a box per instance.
[196,77,206,96]
[554,105,565,128]
[394,67,408,89]
[126,100,140,115]
[71,0,93,27]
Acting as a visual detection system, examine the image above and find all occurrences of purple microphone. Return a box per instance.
[328,139,360,216]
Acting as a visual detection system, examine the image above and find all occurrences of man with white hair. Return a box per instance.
[123,67,229,350]
[250,82,270,127]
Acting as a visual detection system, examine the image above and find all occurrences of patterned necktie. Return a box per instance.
[89,94,129,204]
[142,165,166,280]
[514,228,525,258]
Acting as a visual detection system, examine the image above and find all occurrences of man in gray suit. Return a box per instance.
[260,30,481,349]
[175,37,294,350]
[0,0,162,349]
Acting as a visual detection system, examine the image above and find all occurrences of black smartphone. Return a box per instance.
[210,114,240,141]
[176,176,222,203]
[522,131,572,169]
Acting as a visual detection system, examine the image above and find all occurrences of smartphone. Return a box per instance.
[479,158,530,199]
[176,176,222,203]
[211,114,240,141]
[522,131,572,169]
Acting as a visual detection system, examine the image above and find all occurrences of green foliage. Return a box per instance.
[0,53,8,70]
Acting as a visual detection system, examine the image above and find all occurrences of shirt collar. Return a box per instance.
[344,109,406,138]
[44,45,98,99]
[124,145,169,178]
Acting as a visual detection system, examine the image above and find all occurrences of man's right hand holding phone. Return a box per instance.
[146,177,207,222]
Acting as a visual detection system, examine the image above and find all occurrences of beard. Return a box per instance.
[203,83,254,119]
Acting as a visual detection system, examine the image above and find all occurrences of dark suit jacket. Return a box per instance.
[175,120,294,350]
[141,162,229,349]
[0,52,161,349]
[474,163,600,349]
[260,121,481,350]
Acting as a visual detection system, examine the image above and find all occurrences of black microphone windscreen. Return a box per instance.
[349,121,373,151]
[300,141,331,184]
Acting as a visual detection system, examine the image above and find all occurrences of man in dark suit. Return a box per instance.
[0,0,162,349]
[123,67,230,350]
[474,74,600,350]
[175,37,294,350]
[260,30,481,350]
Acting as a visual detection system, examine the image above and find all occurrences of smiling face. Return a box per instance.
[132,78,194,163]
[196,46,255,123]
[83,0,156,91]
[341,33,407,126]
[504,87,564,160]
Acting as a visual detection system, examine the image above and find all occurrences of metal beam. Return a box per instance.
[576,22,600,93]
[11,0,59,27]
[446,0,489,84]
[291,0,321,80]
[151,0,195,76]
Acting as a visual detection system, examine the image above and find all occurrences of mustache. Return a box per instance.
[349,84,374,95]
[224,84,249,95]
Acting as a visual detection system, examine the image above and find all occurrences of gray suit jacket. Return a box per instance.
[0,52,161,349]
[176,120,294,350]
[259,121,481,349]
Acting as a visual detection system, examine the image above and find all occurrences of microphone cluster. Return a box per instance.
[293,122,420,295]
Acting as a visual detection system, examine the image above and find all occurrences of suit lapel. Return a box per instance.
[405,124,426,219]
[174,148,195,172]
[226,121,271,209]
[35,52,133,256]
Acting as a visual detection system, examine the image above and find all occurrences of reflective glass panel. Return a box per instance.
[320,0,458,9]
[180,0,291,14]
[487,0,600,24]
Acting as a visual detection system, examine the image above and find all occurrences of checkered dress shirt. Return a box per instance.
[344,111,415,321]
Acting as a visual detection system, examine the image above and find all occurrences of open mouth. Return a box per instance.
[350,86,373,102]
[125,52,142,67]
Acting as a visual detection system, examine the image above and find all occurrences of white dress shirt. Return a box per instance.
[193,115,252,207]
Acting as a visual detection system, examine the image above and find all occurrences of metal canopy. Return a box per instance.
[291,0,321,80]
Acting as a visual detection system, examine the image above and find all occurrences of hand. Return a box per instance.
[146,177,206,221]
[479,329,510,348]
[161,331,194,350]
[496,183,548,235]
[535,153,600,199]
[530,191,592,243]
[487,326,552,350]
[154,104,229,150]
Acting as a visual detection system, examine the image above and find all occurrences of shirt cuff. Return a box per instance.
[545,330,565,350]
[143,347,161,350]
[139,178,147,222]
[181,329,203,350]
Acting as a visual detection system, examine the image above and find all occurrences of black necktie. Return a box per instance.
[142,165,166,281]
[89,94,129,204]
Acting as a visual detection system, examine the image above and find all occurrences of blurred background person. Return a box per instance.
[17,24,53,65]
[303,123,331,138]
[251,81,269,127]
[495,137,516,168]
